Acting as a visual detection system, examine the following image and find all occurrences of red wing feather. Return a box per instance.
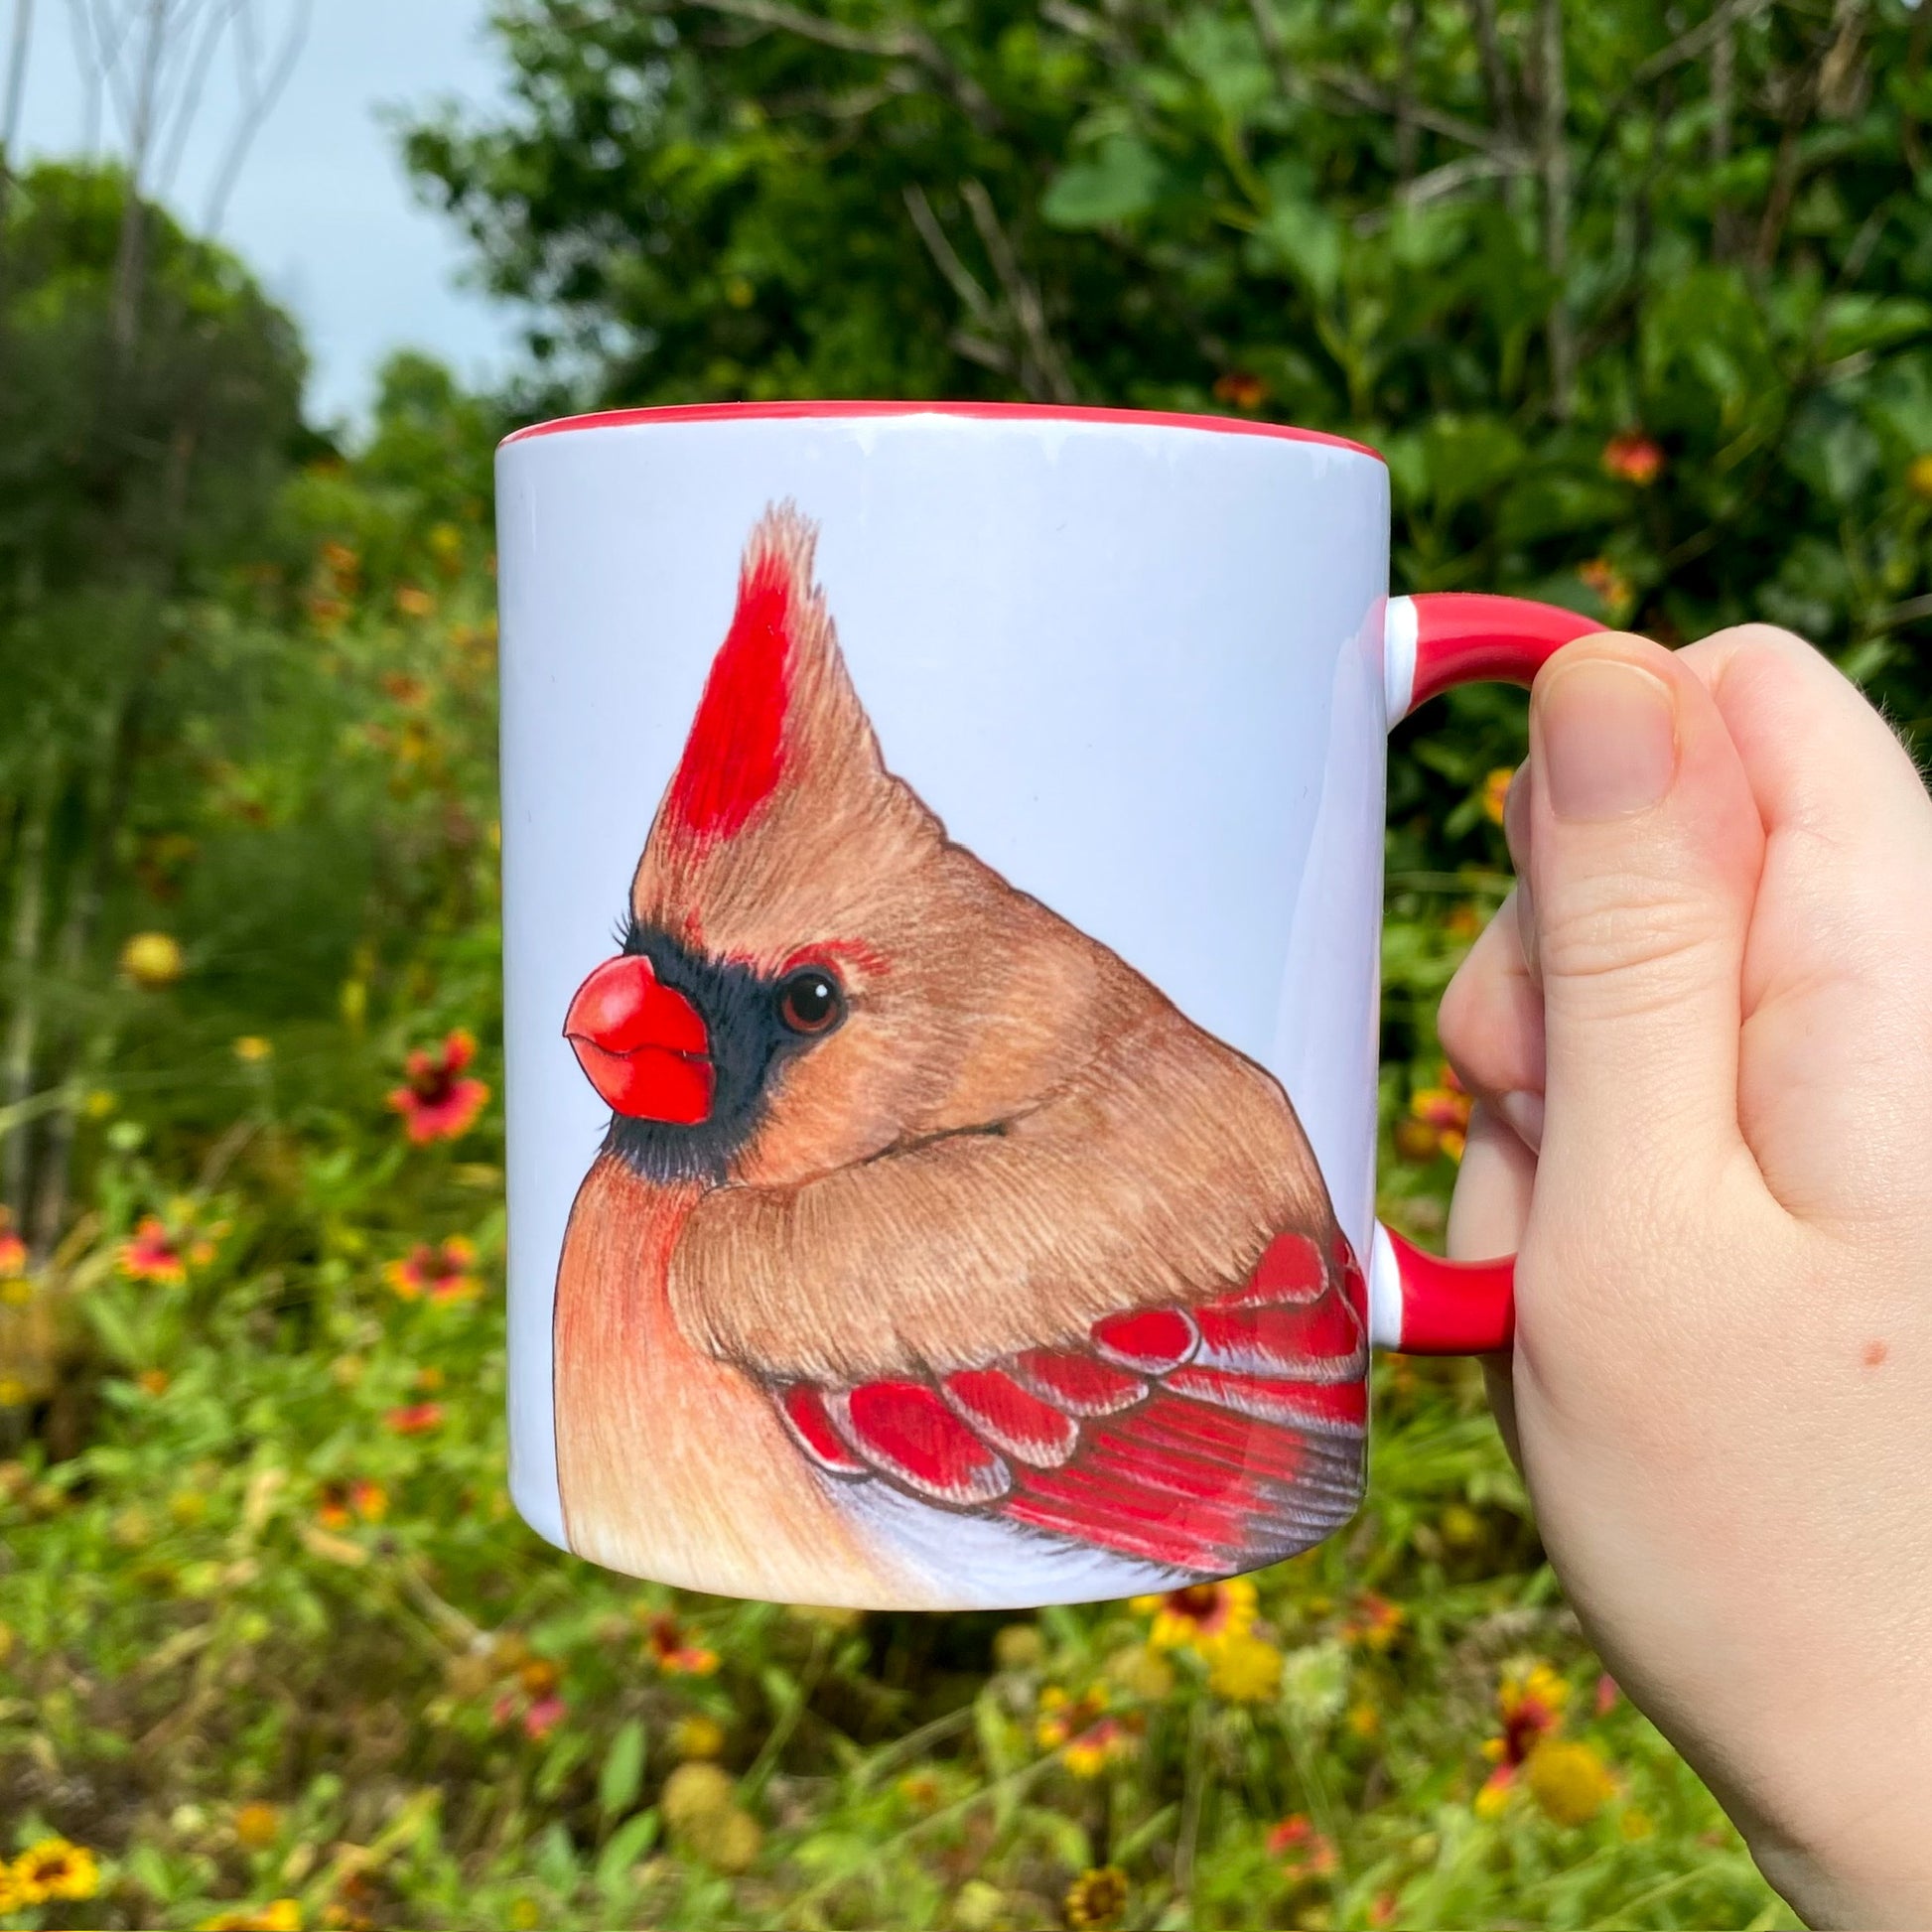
[768,1227,1368,1578]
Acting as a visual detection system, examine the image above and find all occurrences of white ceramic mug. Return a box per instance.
[494,401,1589,1610]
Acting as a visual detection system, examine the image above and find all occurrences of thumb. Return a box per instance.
[1525,635,1764,1174]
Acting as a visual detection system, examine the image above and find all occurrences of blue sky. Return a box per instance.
[10,0,524,426]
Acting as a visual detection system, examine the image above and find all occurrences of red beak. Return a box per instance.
[563,953,715,1125]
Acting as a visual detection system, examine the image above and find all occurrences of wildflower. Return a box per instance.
[1594,1673,1620,1717]
[1602,430,1664,485]
[137,1368,172,1397]
[672,1713,727,1759]
[395,585,436,619]
[1578,556,1635,622]
[1342,1591,1407,1652]
[1062,1865,1129,1929]
[388,1030,490,1144]
[321,539,360,583]
[1440,1503,1484,1550]
[1208,1630,1284,1703]
[1061,1714,1140,1776]
[897,1771,941,1810]
[316,1479,387,1531]
[120,930,186,989]
[11,1837,101,1902]
[1481,766,1513,826]
[1035,1684,1108,1749]
[1267,1814,1338,1878]
[1345,1700,1380,1739]
[0,1865,18,1913]
[523,1695,567,1740]
[415,1365,446,1393]
[0,1208,25,1278]
[1213,369,1271,412]
[381,671,431,707]
[1403,1071,1470,1163]
[428,522,466,577]
[383,1402,445,1435]
[234,1802,281,1850]
[199,1901,302,1932]
[120,1215,188,1284]
[1524,1737,1616,1825]
[643,1611,720,1675]
[1133,1577,1258,1652]
[384,1236,482,1305]
[1908,453,1932,500]
[233,1035,274,1064]
[1478,1659,1571,1808]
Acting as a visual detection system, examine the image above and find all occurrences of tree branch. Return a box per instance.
[1465,0,1515,134]
[960,177,1076,402]
[682,0,1001,132]
[902,182,995,323]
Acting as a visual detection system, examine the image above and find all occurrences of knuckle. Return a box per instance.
[1534,885,1729,1013]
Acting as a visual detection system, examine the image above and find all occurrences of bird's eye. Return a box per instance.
[775,966,844,1035]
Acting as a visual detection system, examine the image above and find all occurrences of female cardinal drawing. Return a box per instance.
[553,503,1368,1607]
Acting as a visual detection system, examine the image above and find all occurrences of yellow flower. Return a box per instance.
[1063,1865,1129,1930]
[120,930,186,989]
[1345,1700,1380,1739]
[0,1865,20,1914]
[1481,766,1513,825]
[1208,1631,1284,1703]
[12,1837,101,1901]
[1524,1738,1616,1826]
[672,1713,726,1759]
[1473,1766,1515,1818]
[233,1801,281,1850]
[199,1902,302,1932]
[1908,452,1932,500]
[1134,1577,1257,1653]
[233,1035,274,1063]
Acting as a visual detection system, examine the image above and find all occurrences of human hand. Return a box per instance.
[1438,625,1932,1928]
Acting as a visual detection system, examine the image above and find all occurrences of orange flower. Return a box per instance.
[0,1207,25,1280]
[1481,766,1513,826]
[1060,1714,1141,1777]
[643,1612,720,1676]
[388,1031,489,1144]
[1212,370,1271,411]
[1266,1813,1338,1878]
[1479,1659,1571,1807]
[317,1479,388,1530]
[137,1368,171,1397]
[383,1402,445,1436]
[394,585,436,620]
[119,1215,188,1284]
[1577,555,1635,621]
[1602,430,1664,485]
[1342,1591,1407,1651]
[383,1236,482,1305]
[1405,1067,1472,1163]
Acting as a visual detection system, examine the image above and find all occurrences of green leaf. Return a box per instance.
[598,1717,646,1823]
[1040,135,1164,228]
[594,1809,660,1897]
[1249,198,1343,303]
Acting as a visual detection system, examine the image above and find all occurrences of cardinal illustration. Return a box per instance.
[552,503,1368,1607]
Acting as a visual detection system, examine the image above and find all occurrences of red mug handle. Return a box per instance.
[1368,592,1601,1355]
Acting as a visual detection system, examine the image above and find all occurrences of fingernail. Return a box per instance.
[1537,660,1678,821]
[1497,1089,1545,1154]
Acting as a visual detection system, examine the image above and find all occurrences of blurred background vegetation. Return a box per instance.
[1,0,1929,1925]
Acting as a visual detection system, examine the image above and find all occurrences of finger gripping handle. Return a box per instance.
[1373,591,1599,1355]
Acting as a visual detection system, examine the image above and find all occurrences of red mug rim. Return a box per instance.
[498,398,1384,465]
